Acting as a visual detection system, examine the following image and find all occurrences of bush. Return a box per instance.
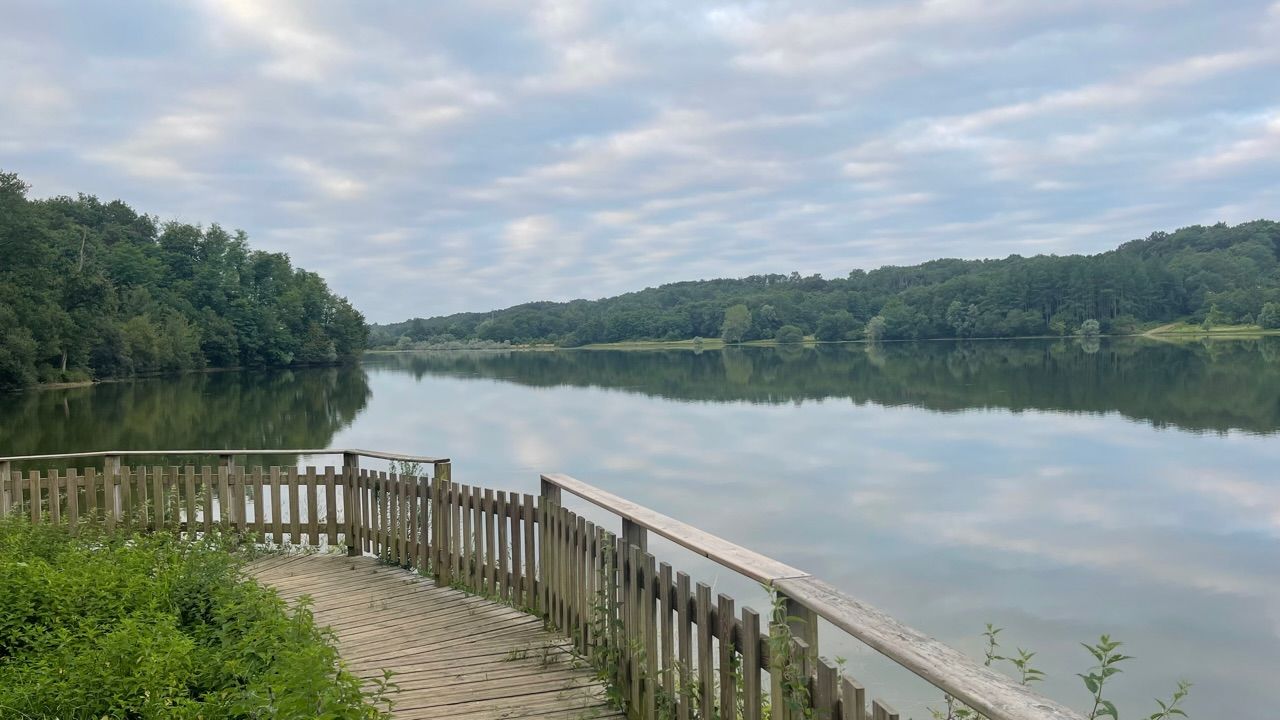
[0,519,391,719]
[774,325,805,344]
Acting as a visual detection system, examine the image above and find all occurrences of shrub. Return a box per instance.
[774,325,805,344]
[0,518,391,719]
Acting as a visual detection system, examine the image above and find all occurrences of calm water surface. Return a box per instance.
[5,338,1278,719]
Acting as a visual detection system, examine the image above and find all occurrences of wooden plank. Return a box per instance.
[287,467,301,545]
[660,562,675,704]
[251,466,263,538]
[324,466,337,546]
[629,545,643,714]
[0,463,9,517]
[414,474,426,572]
[497,491,510,602]
[775,575,1084,720]
[48,469,62,527]
[541,473,807,584]
[183,467,197,539]
[66,468,80,533]
[306,467,319,546]
[483,487,495,594]
[719,593,737,717]
[136,466,149,531]
[216,465,229,529]
[793,638,812,720]
[523,494,536,612]
[816,657,838,720]
[84,468,99,529]
[234,467,248,533]
[150,466,163,531]
[510,492,524,605]
[742,607,762,720]
[677,571,693,720]
[872,699,899,720]
[459,484,473,589]
[644,554,659,720]
[119,467,133,531]
[696,582,714,720]
[270,467,284,545]
[840,676,867,720]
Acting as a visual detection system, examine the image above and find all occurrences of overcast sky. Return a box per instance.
[3,1,1278,323]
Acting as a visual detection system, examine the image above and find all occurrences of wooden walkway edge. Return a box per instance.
[249,553,624,720]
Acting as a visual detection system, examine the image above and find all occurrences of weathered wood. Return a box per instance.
[644,554,659,720]
[775,575,1084,720]
[135,467,149,530]
[0,448,447,464]
[0,461,10,517]
[659,562,675,705]
[270,467,283,544]
[306,467,319,546]
[484,488,496,595]
[872,699,899,720]
[119,467,132,531]
[509,492,523,604]
[677,571,693,720]
[523,493,536,611]
[718,593,737,717]
[150,466,163,531]
[324,466,338,546]
[816,657,838,720]
[696,582,714,720]
[287,467,301,545]
[742,607,763,720]
[542,473,806,584]
[496,491,510,602]
[840,676,867,720]
[84,468,99,527]
[49,469,62,527]
[66,468,80,532]
[183,466,197,539]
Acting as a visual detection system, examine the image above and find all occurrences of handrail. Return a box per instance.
[0,449,448,464]
[540,472,1086,720]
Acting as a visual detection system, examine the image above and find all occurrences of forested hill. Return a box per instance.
[0,171,367,392]
[374,220,1280,348]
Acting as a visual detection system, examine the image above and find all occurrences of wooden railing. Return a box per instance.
[0,450,1084,720]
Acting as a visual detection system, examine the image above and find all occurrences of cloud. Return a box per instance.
[2,0,1278,322]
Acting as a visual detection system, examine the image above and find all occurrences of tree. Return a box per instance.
[721,304,751,344]
[1079,319,1101,337]
[1201,304,1229,330]
[1258,302,1280,329]
[774,325,804,344]
[815,311,856,341]
[865,316,887,343]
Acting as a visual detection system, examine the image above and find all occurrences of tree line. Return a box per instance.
[0,171,368,392]
[373,220,1280,347]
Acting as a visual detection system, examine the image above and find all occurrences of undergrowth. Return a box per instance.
[0,516,394,719]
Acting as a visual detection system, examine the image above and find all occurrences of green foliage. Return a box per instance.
[1079,319,1102,337]
[722,304,752,344]
[931,626,1190,720]
[774,325,805,343]
[0,170,367,391]
[373,220,1280,348]
[1257,302,1280,329]
[865,316,887,343]
[0,518,391,719]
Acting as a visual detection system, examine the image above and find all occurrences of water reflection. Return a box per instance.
[364,337,1280,435]
[353,339,1280,718]
[1,365,372,468]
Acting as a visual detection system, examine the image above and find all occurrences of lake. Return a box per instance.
[4,337,1277,719]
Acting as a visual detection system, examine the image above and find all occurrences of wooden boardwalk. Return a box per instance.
[249,553,624,720]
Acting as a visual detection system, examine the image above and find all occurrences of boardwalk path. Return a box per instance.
[249,553,624,720]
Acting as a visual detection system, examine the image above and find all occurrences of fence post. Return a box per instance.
[539,476,562,623]
[104,454,121,522]
[0,460,10,517]
[432,460,452,584]
[218,455,236,526]
[343,452,360,556]
[780,591,819,664]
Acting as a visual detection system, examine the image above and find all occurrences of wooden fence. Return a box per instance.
[0,449,1085,720]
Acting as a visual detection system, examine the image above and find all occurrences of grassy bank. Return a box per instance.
[1144,322,1280,337]
[0,519,392,719]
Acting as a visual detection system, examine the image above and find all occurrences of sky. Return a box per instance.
[2,0,1279,323]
